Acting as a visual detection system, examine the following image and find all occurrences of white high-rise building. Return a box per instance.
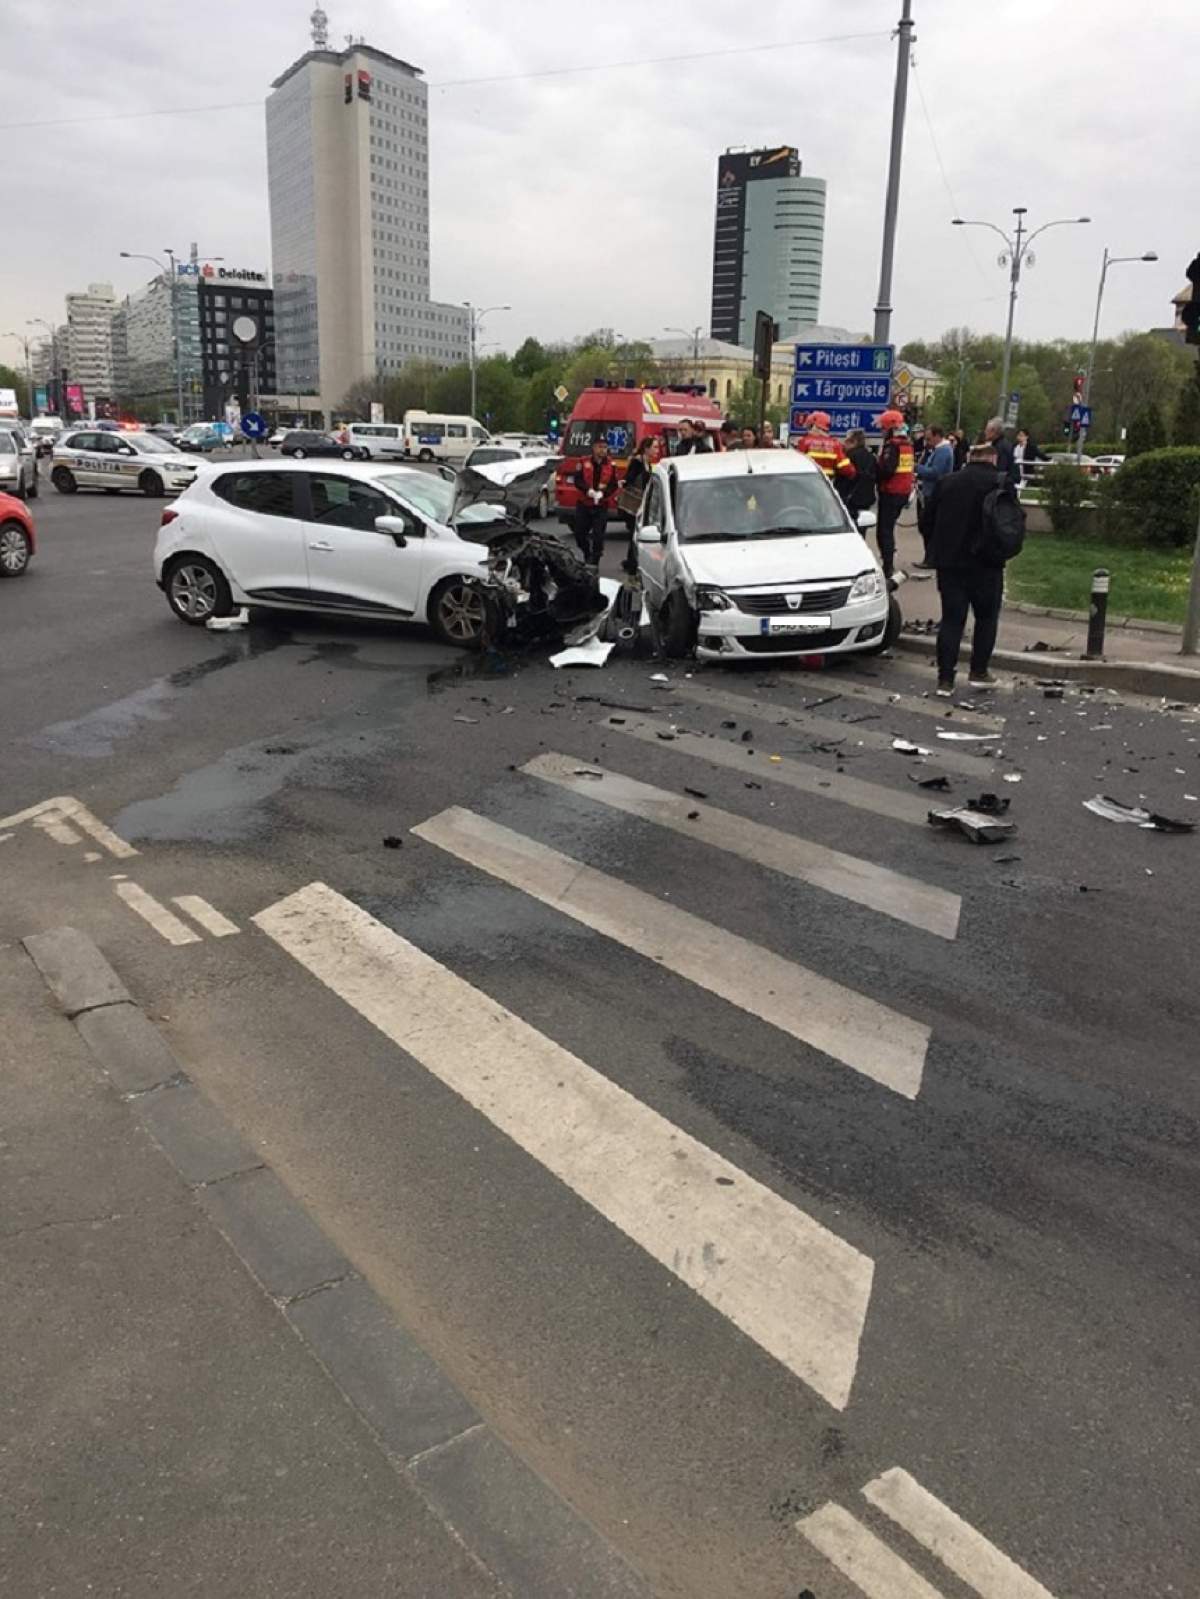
[65,282,117,398]
[710,147,827,347]
[266,34,469,417]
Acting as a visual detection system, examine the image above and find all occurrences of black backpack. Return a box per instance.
[978,477,1026,564]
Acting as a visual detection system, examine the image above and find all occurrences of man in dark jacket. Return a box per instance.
[984,417,1019,488]
[927,442,1005,692]
[839,428,878,517]
[571,437,619,566]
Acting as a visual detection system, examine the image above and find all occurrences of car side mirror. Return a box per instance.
[636,523,664,544]
[375,513,416,547]
[856,510,877,531]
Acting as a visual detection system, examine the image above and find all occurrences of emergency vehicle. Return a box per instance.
[554,382,725,522]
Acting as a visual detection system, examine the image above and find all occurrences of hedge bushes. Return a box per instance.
[1101,447,1200,548]
[1041,462,1094,534]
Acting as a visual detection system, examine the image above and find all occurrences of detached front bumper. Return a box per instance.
[695,595,890,658]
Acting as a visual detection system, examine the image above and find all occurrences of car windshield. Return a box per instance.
[129,433,179,454]
[378,471,455,524]
[674,471,849,541]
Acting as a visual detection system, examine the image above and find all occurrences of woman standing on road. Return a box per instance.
[620,436,660,573]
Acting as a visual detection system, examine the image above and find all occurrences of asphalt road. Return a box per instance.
[3,482,1199,1598]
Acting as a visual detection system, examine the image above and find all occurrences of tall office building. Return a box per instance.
[266,26,469,417]
[709,147,827,348]
[65,283,117,400]
[123,274,202,420]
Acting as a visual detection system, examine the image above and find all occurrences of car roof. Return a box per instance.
[193,458,429,482]
[656,448,819,481]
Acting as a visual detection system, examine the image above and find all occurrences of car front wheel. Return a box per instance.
[0,519,32,577]
[27,472,38,500]
[418,448,433,463]
[659,592,697,659]
[164,555,233,626]
[428,577,496,648]
[291,447,307,459]
[51,466,77,494]
[341,448,356,460]
[858,594,902,656]
[139,470,164,497]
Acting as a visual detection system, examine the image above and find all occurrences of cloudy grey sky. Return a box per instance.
[2,0,1196,366]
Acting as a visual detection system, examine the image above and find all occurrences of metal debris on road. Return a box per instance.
[892,737,933,756]
[907,773,951,790]
[206,607,249,631]
[1083,795,1197,832]
[1043,687,1065,699]
[1023,639,1067,652]
[650,673,670,683]
[1002,773,1023,783]
[453,714,480,724]
[927,804,1017,843]
[382,835,403,849]
[971,792,1011,815]
[936,730,996,742]
[683,787,708,799]
[549,638,615,669]
[573,768,604,779]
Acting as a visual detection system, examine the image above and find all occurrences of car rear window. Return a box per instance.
[213,471,296,518]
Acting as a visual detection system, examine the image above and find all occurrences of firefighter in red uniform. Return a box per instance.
[874,408,915,580]
[571,436,620,566]
[792,411,857,489]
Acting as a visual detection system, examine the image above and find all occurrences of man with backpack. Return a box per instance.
[927,441,1026,692]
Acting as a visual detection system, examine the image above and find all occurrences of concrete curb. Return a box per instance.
[21,927,650,1599]
[1004,599,1183,636]
[896,633,1200,703]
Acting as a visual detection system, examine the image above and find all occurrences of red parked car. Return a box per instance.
[0,491,35,578]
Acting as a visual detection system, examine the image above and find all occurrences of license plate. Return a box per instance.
[763,615,832,635]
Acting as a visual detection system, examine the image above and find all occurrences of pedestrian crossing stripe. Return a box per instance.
[252,881,876,1410]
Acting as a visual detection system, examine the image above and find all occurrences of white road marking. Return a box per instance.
[862,1468,1057,1599]
[0,795,138,858]
[796,1503,948,1598]
[412,808,929,1098]
[670,683,998,775]
[523,753,960,940]
[34,817,82,846]
[607,718,933,827]
[83,851,102,863]
[171,895,240,938]
[253,881,875,1409]
[114,883,201,946]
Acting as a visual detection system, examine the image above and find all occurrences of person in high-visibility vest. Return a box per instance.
[874,407,915,580]
[792,411,857,487]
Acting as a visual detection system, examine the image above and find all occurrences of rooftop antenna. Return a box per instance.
[310,5,329,47]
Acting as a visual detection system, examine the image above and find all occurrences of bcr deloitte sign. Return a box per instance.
[176,262,268,286]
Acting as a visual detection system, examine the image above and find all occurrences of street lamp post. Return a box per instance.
[119,250,180,422]
[5,331,36,416]
[463,303,510,422]
[873,0,915,346]
[664,325,704,384]
[953,209,1091,422]
[27,318,59,412]
[1078,247,1158,460]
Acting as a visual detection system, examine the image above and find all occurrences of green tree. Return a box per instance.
[475,354,520,431]
[431,364,472,415]
[511,337,547,380]
[1126,401,1167,457]
[1173,355,1200,446]
[0,363,30,415]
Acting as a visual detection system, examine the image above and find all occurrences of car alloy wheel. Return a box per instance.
[341,448,356,460]
[139,470,164,497]
[435,580,489,645]
[292,447,307,459]
[0,521,31,576]
[168,560,220,621]
[51,467,76,494]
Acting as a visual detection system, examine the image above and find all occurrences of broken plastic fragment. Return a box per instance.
[927,805,1017,843]
[1002,773,1022,783]
[650,673,670,683]
[550,638,615,669]
[206,607,249,631]
[907,772,951,790]
[936,730,995,742]
[892,737,933,756]
[1083,795,1197,832]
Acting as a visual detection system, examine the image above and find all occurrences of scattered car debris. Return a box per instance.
[971,792,1011,815]
[579,695,660,712]
[892,737,933,756]
[804,694,842,712]
[936,730,995,742]
[684,786,708,799]
[573,768,604,779]
[549,639,615,669]
[1002,773,1023,783]
[721,719,738,729]
[650,673,671,683]
[928,804,1017,843]
[1043,687,1065,699]
[1022,640,1067,653]
[687,810,701,820]
[382,835,403,849]
[453,714,480,724]
[994,854,1022,864]
[656,731,676,741]
[741,730,754,744]
[1083,795,1197,832]
[908,772,952,790]
[903,618,938,635]
[745,781,762,789]
[206,607,249,631]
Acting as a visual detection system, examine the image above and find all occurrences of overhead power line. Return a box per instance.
[0,30,889,131]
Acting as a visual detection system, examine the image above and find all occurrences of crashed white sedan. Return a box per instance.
[634,448,896,660]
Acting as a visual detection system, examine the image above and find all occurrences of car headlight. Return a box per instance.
[847,570,885,602]
[694,585,733,611]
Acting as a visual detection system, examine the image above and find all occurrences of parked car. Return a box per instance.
[633,448,896,661]
[51,429,198,497]
[279,429,368,461]
[153,459,520,643]
[0,425,38,499]
[0,490,35,577]
[1089,454,1125,474]
[176,423,226,453]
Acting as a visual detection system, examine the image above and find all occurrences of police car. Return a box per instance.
[50,428,199,498]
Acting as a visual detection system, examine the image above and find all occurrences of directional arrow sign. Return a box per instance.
[793,375,892,407]
[791,405,886,435]
[795,342,894,375]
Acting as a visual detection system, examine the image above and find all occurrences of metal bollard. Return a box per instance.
[1084,567,1110,659]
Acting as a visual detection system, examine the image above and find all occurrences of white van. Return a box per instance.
[344,421,406,459]
[28,416,65,458]
[402,411,489,465]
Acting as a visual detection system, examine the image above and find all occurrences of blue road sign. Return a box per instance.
[1069,403,1092,428]
[792,374,892,408]
[240,410,268,441]
[794,342,894,376]
[790,405,887,436]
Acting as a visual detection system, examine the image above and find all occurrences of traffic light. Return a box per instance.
[547,411,560,439]
[1182,253,1200,345]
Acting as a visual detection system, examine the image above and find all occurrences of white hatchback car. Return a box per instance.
[154,459,511,645]
[634,448,894,661]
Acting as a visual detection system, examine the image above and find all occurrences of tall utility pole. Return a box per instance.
[952,209,1090,420]
[872,0,914,346]
[1077,246,1157,460]
[463,302,510,422]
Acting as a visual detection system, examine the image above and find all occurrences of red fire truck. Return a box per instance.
[554,381,725,522]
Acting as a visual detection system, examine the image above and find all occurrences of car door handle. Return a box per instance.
[308,540,334,552]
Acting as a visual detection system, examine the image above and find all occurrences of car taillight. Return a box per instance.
[160,508,179,527]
